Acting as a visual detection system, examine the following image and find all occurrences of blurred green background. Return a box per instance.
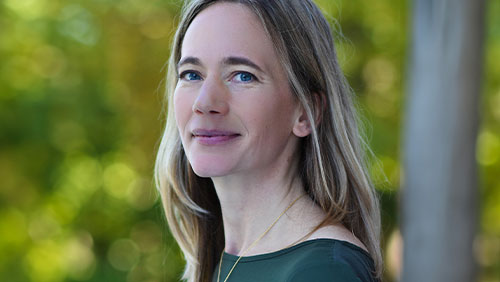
[0,0,498,281]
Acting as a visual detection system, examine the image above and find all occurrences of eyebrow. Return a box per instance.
[177,57,203,69]
[222,56,264,72]
[177,56,264,73]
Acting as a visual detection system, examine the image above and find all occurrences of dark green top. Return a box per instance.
[212,239,378,282]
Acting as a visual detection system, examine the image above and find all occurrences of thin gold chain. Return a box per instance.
[217,194,304,282]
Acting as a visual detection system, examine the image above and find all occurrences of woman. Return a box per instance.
[155,0,382,281]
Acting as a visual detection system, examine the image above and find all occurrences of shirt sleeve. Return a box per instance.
[287,262,363,282]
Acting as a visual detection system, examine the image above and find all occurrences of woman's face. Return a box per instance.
[174,2,309,178]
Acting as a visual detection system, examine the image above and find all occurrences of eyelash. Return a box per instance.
[178,70,259,83]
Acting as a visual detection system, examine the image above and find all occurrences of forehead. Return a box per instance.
[180,2,277,67]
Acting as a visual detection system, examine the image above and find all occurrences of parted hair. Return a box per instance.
[155,0,382,281]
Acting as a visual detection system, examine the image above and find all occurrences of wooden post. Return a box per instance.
[402,0,486,281]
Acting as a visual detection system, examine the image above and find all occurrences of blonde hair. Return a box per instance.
[155,0,382,281]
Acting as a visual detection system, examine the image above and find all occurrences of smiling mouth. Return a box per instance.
[191,129,241,145]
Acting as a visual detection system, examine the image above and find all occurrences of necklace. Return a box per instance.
[216,194,304,282]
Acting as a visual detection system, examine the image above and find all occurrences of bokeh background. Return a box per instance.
[0,0,498,281]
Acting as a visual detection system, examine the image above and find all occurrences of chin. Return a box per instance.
[190,165,230,178]
[188,155,235,178]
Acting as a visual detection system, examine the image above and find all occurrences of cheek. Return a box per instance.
[173,89,194,131]
[241,91,296,137]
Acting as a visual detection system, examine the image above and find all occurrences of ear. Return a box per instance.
[292,106,312,137]
[292,92,325,137]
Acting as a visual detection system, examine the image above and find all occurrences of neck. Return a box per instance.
[212,167,314,256]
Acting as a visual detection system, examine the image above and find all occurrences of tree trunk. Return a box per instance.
[402,0,486,281]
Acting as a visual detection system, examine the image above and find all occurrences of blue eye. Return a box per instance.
[235,72,255,82]
[180,71,201,81]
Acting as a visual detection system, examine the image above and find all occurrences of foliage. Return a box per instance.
[0,0,498,281]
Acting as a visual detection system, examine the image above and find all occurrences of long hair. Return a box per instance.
[155,0,382,281]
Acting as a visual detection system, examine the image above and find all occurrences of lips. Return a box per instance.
[191,129,241,145]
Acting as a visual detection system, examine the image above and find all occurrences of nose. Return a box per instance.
[192,76,229,115]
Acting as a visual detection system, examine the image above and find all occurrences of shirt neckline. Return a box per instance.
[221,238,372,263]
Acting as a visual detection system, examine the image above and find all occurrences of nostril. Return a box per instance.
[192,88,229,115]
[193,108,222,115]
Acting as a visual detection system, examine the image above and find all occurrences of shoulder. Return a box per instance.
[308,224,368,253]
[287,260,361,282]
[285,239,378,282]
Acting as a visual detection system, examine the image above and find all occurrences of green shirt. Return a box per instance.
[212,239,378,282]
